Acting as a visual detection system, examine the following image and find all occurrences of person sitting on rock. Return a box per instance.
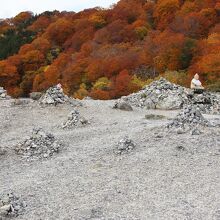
[56,83,63,93]
[190,73,204,93]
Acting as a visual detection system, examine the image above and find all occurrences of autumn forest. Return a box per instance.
[0,0,220,99]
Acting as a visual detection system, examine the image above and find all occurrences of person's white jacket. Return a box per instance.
[191,78,203,89]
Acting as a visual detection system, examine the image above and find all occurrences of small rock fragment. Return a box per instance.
[29,92,42,100]
[113,101,133,111]
[145,114,166,120]
[191,128,202,135]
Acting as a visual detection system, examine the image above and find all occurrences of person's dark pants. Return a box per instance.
[193,88,204,94]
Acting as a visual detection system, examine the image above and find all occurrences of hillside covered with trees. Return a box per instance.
[0,0,220,99]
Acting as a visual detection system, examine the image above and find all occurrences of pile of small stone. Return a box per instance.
[119,78,188,110]
[62,109,89,129]
[15,128,61,160]
[117,78,220,114]
[186,91,220,114]
[0,87,10,100]
[39,85,69,105]
[114,136,136,155]
[166,105,212,132]
[0,192,26,218]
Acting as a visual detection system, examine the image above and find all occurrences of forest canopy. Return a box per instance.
[0,0,220,98]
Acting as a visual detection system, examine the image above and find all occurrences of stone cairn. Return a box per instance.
[117,78,220,114]
[166,105,212,133]
[62,109,89,129]
[39,85,82,107]
[39,85,69,105]
[185,91,220,115]
[114,136,136,155]
[120,78,188,110]
[0,192,26,218]
[15,128,61,161]
[0,87,10,100]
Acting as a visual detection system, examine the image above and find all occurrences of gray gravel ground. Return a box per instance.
[0,99,220,220]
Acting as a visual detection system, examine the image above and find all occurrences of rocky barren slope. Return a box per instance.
[0,80,220,220]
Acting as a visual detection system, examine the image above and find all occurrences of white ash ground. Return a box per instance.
[15,128,61,161]
[119,78,220,114]
[62,109,89,129]
[0,85,220,219]
[0,192,26,219]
